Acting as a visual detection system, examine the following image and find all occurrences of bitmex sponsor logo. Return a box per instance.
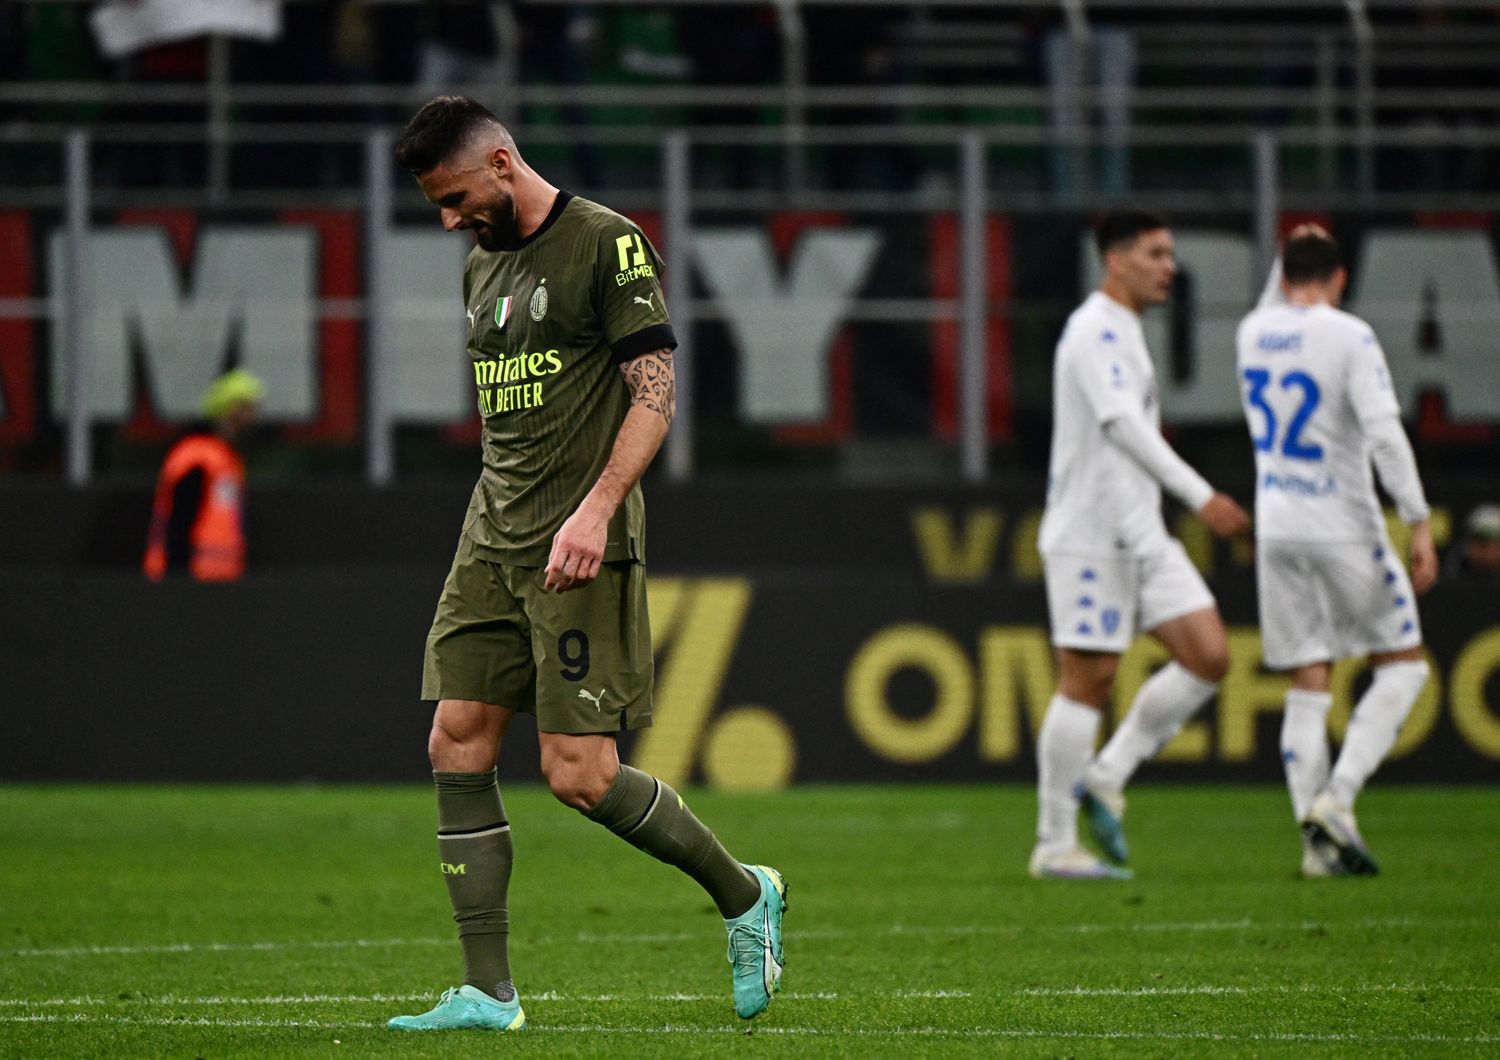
[614,232,654,287]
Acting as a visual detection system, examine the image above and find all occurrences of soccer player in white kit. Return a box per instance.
[1236,226,1437,877]
[1031,210,1250,880]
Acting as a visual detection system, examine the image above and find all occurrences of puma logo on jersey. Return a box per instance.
[466,306,478,328]
[633,294,655,311]
[578,688,604,710]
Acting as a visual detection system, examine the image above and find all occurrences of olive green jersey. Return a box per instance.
[458,192,675,566]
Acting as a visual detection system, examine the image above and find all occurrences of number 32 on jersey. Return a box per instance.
[1242,368,1324,461]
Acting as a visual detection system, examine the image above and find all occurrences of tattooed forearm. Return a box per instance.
[620,348,676,427]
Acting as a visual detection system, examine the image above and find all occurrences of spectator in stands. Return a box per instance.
[518,4,603,187]
[803,7,921,191]
[1445,504,1500,582]
[415,1,514,103]
[142,369,264,583]
[678,4,779,189]
[1042,15,1136,198]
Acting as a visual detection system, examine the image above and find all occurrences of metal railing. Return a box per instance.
[6,123,1300,487]
[6,0,1500,205]
[5,1,1499,484]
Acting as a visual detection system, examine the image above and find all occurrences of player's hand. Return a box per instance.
[546,506,608,593]
[1198,492,1250,538]
[1409,520,1439,596]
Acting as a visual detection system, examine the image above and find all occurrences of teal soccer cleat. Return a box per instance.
[386,985,526,1032]
[1077,781,1130,865]
[1028,844,1133,881]
[725,864,787,1019]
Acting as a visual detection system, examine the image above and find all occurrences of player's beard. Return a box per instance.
[471,192,521,252]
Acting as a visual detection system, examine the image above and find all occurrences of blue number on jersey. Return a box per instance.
[1279,370,1324,460]
[1242,367,1276,452]
[1241,367,1324,461]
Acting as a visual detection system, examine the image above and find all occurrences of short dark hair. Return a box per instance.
[1281,230,1343,284]
[1094,209,1170,256]
[394,95,502,175]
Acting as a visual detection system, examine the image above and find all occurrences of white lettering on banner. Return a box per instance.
[1348,231,1500,420]
[47,227,316,420]
[379,232,470,422]
[1081,231,1257,423]
[693,228,881,423]
[1079,228,1500,425]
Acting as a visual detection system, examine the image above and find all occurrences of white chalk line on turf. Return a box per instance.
[0,990,953,1009]
[2,983,1492,1009]
[12,916,1494,960]
[1019,983,1500,997]
[0,1013,1495,1045]
[6,938,451,959]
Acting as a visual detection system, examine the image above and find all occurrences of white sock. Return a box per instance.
[1036,693,1102,853]
[1328,660,1429,807]
[1281,689,1333,821]
[1085,663,1217,794]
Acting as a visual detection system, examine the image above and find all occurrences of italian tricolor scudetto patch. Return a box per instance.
[494,295,514,329]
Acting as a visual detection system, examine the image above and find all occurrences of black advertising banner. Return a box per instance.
[632,574,1500,789]
[1,481,1496,784]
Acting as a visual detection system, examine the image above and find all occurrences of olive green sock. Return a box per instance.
[586,764,761,918]
[434,769,514,1001]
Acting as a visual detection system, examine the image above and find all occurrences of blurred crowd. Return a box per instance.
[4,2,1500,194]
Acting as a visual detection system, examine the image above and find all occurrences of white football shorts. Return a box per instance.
[1043,539,1217,653]
[1256,538,1423,670]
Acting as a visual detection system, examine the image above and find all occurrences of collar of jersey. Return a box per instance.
[510,189,574,250]
[1093,289,1139,321]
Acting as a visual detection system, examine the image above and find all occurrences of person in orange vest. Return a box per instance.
[142,369,264,582]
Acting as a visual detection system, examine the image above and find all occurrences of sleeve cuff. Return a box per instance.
[1399,502,1432,525]
[1180,476,1216,513]
[611,324,677,364]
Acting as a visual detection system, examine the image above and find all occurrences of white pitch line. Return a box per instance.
[1020,983,1500,998]
[0,1013,376,1030]
[728,1026,1500,1045]
[0,990,962,1009]
[3,983,1490,1009]
[11,916,1495,960]
[0,993,431,1009]
[6,938,454,959]
[0,1013,1494,1045]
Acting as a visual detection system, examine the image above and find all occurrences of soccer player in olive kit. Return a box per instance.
[386,96,786,1032]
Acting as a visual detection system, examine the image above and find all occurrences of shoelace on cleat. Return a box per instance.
[726,919,772,975]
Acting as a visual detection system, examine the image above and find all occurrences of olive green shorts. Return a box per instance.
[421,535,654,734]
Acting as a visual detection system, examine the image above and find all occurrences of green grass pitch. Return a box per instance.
[1,784,1496,1058]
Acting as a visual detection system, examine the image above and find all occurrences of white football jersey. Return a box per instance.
[1235,302,1402,542]
[1039,291,1170,556]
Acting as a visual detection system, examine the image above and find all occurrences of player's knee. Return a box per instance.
[426,724,457,769]
[1069,667,1117,706]
[1082,673,1115,705]
[1058,653,1118,706]
[542,757,612,812]
[426,718,498,773]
